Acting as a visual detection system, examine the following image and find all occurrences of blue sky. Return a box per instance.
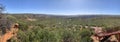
[0,0,120,15]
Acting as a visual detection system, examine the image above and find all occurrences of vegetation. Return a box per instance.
[1,14,120,42]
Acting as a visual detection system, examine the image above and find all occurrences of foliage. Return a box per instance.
[3,14,120,42]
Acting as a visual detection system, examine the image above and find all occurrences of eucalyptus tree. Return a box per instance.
[0,4,4,13]
[0,4,12,34]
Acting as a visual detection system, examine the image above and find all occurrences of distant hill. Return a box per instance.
[4,13,120,19]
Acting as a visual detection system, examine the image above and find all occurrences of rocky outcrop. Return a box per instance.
[91,26,119,42]
[0,23,19,42]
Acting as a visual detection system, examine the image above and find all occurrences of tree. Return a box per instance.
[0,4,5,13]
[0,4,5,19]
[0,4,12,34]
